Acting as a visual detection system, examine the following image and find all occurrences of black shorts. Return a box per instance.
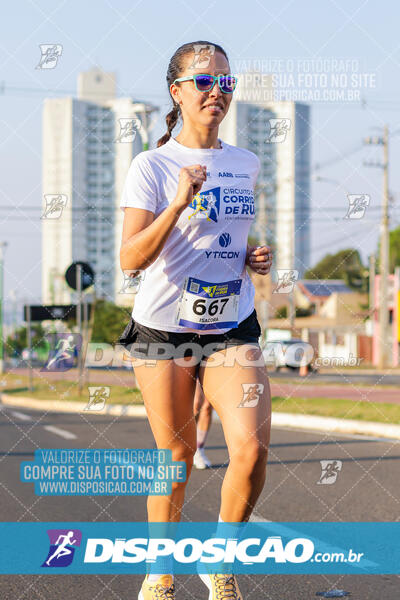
[118,309,262,367]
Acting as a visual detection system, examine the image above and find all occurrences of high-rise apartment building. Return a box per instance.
[42,67,157,306]
[218,73,311,277]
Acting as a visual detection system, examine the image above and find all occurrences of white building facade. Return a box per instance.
[42,68,157,306]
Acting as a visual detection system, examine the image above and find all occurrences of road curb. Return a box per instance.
[1,393,400,439]
[269,412,400,440]
[0,393,147,418]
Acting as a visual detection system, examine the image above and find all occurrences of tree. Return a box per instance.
[376,225,400,273]
[389,227,400,272]
[303,248,368,292]
[6,324,49,358]
[274,306,313,319]
[65,300,130,346]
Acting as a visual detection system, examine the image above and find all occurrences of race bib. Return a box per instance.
[176,277,242,331]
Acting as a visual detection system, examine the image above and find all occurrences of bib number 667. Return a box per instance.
[193,298,228,316]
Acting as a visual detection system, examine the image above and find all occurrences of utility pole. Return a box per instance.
[288,292,295,336]
[369,254,376,319]
[0,242,8,374]
[380,125,390,369]
[364,126,390,369]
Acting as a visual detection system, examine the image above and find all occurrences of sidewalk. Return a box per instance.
[2,393,400,440]
[269,382,400,404]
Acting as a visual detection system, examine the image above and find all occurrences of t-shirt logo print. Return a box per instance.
[188,187,220,223]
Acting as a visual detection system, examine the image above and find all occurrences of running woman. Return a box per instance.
[119,40,273,600]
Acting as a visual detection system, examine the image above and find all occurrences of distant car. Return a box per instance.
[262,339,316,371]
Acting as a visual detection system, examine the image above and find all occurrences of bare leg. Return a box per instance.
[199,344,271,522]
[133,358,198,522]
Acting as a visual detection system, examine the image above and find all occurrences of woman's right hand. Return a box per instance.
[172,164,207,211]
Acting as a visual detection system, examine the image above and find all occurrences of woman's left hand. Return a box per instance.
[246,245,273,275]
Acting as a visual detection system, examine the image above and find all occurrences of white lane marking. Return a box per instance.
[43,425,77,439]
[10,411,32,421]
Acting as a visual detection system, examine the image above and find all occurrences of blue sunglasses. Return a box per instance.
[173,73,237,94]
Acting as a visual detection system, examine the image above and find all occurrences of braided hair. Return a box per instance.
[156,41,229,147]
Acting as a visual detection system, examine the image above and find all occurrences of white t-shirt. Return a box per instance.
[120,136,260,333]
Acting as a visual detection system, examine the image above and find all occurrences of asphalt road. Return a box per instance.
[0,406,399,599]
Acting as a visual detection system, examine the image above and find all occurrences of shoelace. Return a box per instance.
[215,574,240,599]
[148,582,175,599]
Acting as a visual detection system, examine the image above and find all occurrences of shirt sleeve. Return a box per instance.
[120,153,158,213]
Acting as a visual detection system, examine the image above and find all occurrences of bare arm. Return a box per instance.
[120,164,207,272]
[120,204,186,271]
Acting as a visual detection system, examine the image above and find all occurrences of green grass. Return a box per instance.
[271,376,400,390]
[2,373,399,424]
[271,396,400,424]
[1,373,142,405]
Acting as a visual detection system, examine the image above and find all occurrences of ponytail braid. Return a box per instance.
[156,103,180,148]
[156,40,229,147]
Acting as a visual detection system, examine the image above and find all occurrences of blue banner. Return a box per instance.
[0,522,398,574]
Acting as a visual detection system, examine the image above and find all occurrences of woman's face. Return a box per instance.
[170,50,233,129]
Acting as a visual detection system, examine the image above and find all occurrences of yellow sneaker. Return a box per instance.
[138,574,175,600]
[199,573,243,599]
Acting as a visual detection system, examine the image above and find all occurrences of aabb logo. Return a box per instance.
[219,172,233,177]
[42,529,82,567]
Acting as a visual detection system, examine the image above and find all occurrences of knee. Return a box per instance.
[170,444,196,470]
[232,440,268,473]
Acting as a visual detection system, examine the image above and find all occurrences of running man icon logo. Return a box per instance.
[273,269,299,294]
[42,529,82,568]
[238,383,264,407]
[85,386,110,411]
[41,194,68,219]
[266,118,291,143]
[36,44,63,69]
[188,188,220,223]
[41,334,82,372]
[344,194,370,219]
[188,43,215,69]
[119,269,145,294]
[115,118,141,143]
[317,460,343,485]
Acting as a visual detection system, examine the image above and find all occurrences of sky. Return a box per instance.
[1,0,400,326]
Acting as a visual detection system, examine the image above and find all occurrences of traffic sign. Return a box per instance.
[65,262,95,291]
[24,304,92,322]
